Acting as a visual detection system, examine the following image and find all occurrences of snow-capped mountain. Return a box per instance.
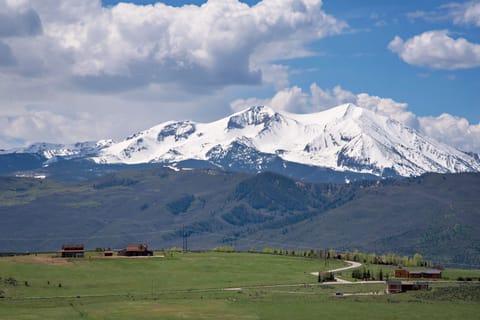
[1,140,113,160]
[91,104,480,177]
[3,104,480,179]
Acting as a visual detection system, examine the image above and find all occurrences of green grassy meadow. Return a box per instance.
[0,252,479,319]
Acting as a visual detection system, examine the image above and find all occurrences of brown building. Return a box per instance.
[394,269,442,279]
[394,269,410,278]
[387,281,429,294]
[61,244,85,258]
[426,270,442,279]
[118,244,153,257]
[410,270,442,279]
[103,250,114,257]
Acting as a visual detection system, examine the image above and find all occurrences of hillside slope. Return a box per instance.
[0,169,479,266]
[245,173,480,267]
[0,168,350,251]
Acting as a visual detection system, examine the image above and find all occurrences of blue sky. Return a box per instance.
[0,0,479,151]
[319,0,480,121]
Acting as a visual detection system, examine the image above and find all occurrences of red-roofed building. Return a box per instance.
[118,244,153,257]
[394,269,442,279]
[61,244,85,258]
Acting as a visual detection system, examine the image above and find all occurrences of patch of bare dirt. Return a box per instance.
[6,255,72,266]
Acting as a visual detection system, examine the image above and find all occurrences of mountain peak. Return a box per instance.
[326,103,364,119]
[342,102,361,115]
[227,106,278,130]
[4,104,480,179]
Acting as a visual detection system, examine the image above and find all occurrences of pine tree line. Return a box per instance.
[351,267,385,281]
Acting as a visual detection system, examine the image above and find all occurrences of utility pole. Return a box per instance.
[182,226,185,252]
[182,226,188,252]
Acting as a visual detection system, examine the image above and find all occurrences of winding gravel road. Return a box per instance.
[310,260,362,277]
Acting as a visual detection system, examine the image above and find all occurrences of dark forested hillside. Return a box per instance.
[0,168,479,267]
[244,173,480,267]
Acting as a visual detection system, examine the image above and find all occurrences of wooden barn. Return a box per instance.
[387,281,429,294]
[61,244,85,258]
[118,244,153,257]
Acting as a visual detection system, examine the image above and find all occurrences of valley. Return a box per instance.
[0,251,479,320]
[1,168,479,267]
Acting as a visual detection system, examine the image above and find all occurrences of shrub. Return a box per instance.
[4,277,17,286]
[213,246,235,252]
[318,272,335,282]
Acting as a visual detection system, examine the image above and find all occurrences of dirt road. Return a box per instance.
[310,260,362,277]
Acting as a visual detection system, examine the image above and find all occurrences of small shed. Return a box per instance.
[104,250,114,257]
[387,280,403,294]
[61,244,85,258]
[118,243,153,257]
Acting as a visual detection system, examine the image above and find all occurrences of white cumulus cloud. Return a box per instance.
[0,0,348,149]
[449,0,480,27]
[419,114,480,152]
[388,30,480,70]
[0,109,99,147]
[0,0,346,91]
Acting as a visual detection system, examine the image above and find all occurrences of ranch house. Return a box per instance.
[61,244,85,258]
[118,243,153,257]
[387,281,429,294]
[394,269,442,279]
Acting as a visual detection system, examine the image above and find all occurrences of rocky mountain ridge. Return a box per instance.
[2,104,479,181]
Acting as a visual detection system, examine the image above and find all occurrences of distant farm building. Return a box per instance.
[118,244,153,257]
[387,281,429,294]
[103,250,114,257]
[409,270,442,279]
[61,244,85,258]
[394,269,410,278]
[394,269,442,279]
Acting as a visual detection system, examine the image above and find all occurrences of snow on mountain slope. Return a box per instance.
[92,104,480,177]
[2,140,114,161]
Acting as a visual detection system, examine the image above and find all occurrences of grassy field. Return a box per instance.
[0,252,479,319]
